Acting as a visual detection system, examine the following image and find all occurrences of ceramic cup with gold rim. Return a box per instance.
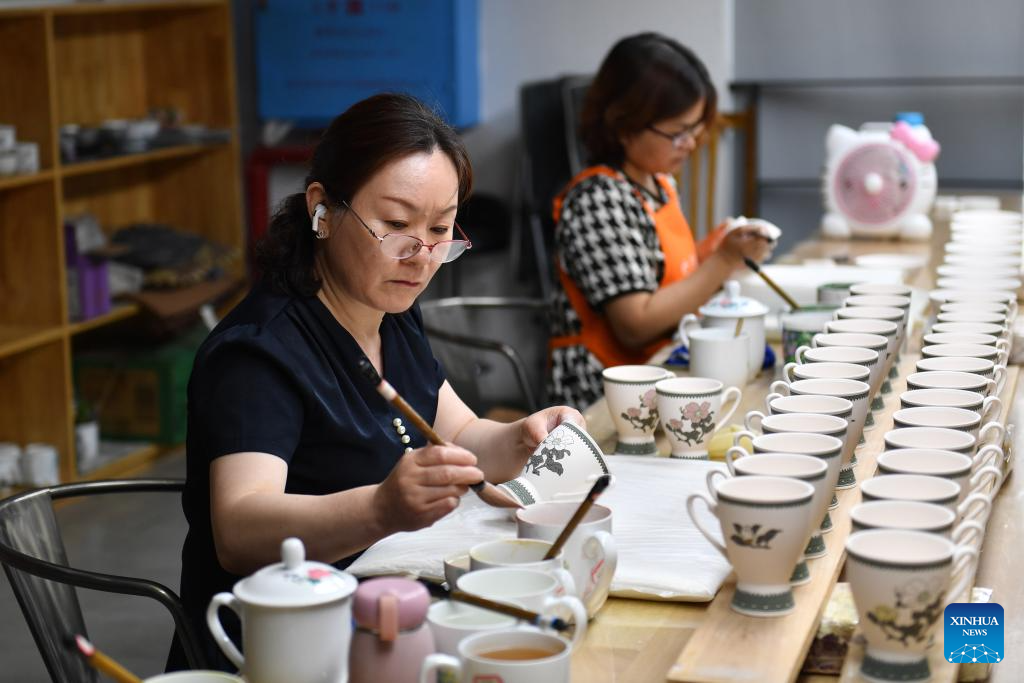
[687,475,816,617]
[845,529,978,683]
[710,452,828,584]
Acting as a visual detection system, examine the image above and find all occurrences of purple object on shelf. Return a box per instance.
[64,222,111,321]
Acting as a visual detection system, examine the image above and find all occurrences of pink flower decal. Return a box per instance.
[669,419,682,429]
[641,389,657,409]
[699,401,712,419]
[307,568,332,581]
[626,407,641,418]
[681,402,701,422]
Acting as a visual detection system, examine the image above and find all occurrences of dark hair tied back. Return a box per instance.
[256,93,473,297]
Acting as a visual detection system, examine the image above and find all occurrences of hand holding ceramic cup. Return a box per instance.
[846,529,978,683]
[708,453,828,584]
[655,377,741,459]
[419,628,572,683]
[498,421,610,507]
[516,502,617,617]
[687,475,816,616]
[602,365,674,455]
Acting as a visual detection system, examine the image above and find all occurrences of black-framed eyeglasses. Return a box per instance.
[646,122,705,147]
[341,201,473,264]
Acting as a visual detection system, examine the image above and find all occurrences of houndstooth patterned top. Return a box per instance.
[547,171,672,410]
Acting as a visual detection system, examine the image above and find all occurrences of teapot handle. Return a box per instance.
[207,593,245,670]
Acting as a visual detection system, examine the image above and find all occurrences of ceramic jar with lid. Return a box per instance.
[206,537,358,683]
[349,577,435,683]
[695,280,770,381]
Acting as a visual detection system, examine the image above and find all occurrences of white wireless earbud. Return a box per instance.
[311,203,328,239]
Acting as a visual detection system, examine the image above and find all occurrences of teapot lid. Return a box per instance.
[233,538,357,608]
[353,577,430,634]
[700,280,769,318]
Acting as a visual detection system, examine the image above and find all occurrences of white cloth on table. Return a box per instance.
[347,456,733,602]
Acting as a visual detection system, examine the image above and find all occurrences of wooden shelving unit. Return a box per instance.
[0,0,242,483]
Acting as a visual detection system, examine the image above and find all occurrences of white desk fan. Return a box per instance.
[822,113,941,241]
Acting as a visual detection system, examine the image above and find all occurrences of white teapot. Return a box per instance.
[207,537,358,683]
[681,280,769,382]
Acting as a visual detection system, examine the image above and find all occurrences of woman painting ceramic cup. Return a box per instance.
[654,377,741,459]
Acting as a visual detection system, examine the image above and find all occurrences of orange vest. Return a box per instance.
[549,165,721,368]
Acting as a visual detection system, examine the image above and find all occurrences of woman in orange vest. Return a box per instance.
[548,33,771,409]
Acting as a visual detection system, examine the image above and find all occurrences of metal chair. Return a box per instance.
[420,297,549,416]
[0,478,208,681]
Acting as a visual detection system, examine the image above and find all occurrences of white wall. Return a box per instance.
[465,0,735,197]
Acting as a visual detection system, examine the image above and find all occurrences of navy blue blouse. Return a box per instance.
[173,283,445,671]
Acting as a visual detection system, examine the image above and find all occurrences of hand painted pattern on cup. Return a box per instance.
[620,389,659,431]
[665,401,714,446]
[524,429,577,478]
[867,577,945,647]
[729,523,782,549]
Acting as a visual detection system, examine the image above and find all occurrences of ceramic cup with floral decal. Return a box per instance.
[846,529,977,683]
[687,475,815,616]
[602,365,675,455]
[497,421,609,506]
[654,377,741,459]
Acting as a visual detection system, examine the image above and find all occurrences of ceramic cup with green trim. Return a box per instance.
[816,282,856,306]
[780,305,837,364]
[846,529,977,683]
[497,421,609,506]
[654,377,741,459]
[714,451,828,585]
[849,500,985,548]
[602,365,675,456]
[687,475,815,617]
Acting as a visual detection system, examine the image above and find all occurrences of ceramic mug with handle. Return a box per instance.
[655,377,741,459]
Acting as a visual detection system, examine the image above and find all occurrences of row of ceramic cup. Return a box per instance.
[930,208,1023,310]
[602,367,741,458]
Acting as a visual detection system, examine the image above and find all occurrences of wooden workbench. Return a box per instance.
[569,212,1022,683]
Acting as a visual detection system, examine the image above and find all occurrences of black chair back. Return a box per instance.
[0,479,208,679]
[0,489,96,682]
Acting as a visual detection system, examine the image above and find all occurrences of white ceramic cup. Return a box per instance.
[939,301,1011,318]
[849,500,984,547]
[456,568,587,646]
[905,371,996,396]
[920,343,1007,368]
[708,453,829,580]
[849,282,913,298]
[915,356,1006,396]
[764,393,854,422]
[419,627,572,683]
[684,325,752,389]
[655,377,741,459]
[602,365,675,455]
[899,388,1001,423]
[937,263,1019,281]
[923,332,1007,351]
[951,208,1023,224]
[687,475,816,617]
[858,474,993,525]
[892,406,1004,447]
[811,332,889,401]
[934,290,1018,318]
[781,360,870,385]
[938,276,1021,292]
[931,321,1010,341]
[468,539,577,598]
[499,421,609,506]
[427,601,517,656]
[883,426,1004,464]
[769,378,869,483]
[936,310,1010,328]
[794,344,879,369]
[742,411,848,444]
[876,449,1003,502]
[845,529,978,683]
[443,553,471,588]
[516,502,617,617]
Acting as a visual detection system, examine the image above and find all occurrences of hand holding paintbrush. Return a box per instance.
[357,358,522,510]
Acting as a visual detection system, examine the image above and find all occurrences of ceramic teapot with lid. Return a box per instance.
[206,537,358,683]
[680,280,769,381]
